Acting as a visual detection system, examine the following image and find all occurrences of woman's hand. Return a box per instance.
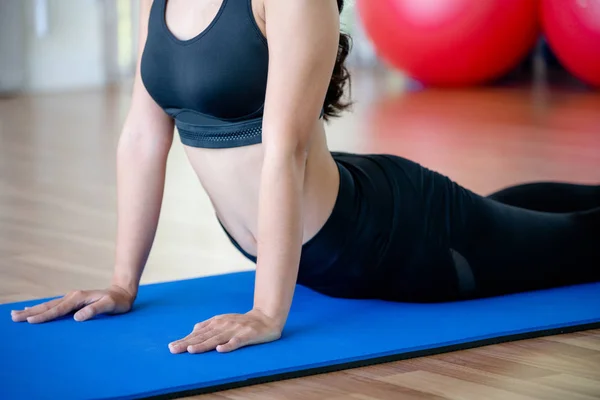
[168,309,282,354]
[10,285,135,324]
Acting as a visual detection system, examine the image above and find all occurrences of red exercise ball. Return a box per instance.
[357,0,540,86]
[542,0,600,88]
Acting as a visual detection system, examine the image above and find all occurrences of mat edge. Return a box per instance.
[129,321,600,400]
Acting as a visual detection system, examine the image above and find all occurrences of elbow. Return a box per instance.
[289,141,310,166]
[263,129,311,169]
[264,141,310,175]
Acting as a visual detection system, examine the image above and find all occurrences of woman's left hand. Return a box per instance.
[168,309,282,354]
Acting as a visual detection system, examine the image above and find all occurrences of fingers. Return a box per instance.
[168,326,215,354]
[26,295,84,324]
[187,332,234,354]
[168,318,216,352]
[11,298,64,322]
[10,289,127,324]
[168,313,282,355]
[216,335,247,353]
[216,327,266,353]
[73,296,116,322]
[169,328,259,354]
[193,320,210,331]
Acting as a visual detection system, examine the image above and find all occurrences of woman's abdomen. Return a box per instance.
[181,133,340,259]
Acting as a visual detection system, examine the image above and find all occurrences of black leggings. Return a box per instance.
[291,153,600,303]
[487,182,600,213]
[222,152,600,303]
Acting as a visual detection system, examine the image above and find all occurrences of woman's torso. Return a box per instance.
[141,0,340,257]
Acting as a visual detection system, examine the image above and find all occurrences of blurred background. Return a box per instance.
[0,0,139,94]
[0,0,376,94]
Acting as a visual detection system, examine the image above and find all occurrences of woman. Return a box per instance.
[11,0,600,355]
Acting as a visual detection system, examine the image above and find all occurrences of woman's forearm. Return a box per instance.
[111,127,173,298]
[254,149,307,329]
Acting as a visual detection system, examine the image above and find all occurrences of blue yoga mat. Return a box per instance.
[2,271,600,400]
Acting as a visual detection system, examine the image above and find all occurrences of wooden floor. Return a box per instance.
[1,68,599,399]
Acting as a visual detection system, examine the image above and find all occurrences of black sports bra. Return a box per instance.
[142,0,325,150]
[141,0,270,148]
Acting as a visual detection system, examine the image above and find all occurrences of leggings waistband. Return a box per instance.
[218,159,357,275]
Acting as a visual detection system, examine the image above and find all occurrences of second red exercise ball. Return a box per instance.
[542,0,600,88]
[357,0,540,86]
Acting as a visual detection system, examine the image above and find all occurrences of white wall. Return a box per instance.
[22,0,106,92]
[0,1,27,93]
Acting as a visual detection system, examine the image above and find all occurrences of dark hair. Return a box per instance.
[323,0,352,121]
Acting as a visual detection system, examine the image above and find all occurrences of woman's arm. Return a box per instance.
[110,0,175,299]
[11,0,174,324]
[167,0,341,354]
[253,0,340,328]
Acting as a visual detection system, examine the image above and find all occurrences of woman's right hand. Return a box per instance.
[10,285,135,324]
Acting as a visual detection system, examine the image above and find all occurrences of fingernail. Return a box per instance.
[74,311,87,322]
